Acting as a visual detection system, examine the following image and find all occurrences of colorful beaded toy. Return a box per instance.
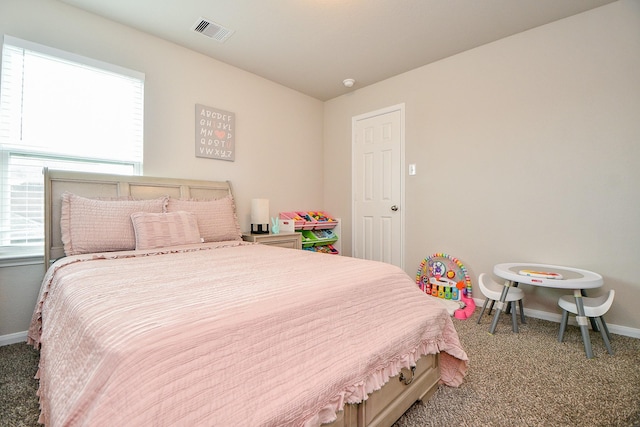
[415,253,475,319]
[415,253,473,300]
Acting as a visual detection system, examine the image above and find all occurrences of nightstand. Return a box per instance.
[241,231,301,250]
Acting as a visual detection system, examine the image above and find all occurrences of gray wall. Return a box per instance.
[324,0,640,332]
[0,0,325,338]
[1,0,639,339]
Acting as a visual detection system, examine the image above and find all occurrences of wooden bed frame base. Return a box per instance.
[42,168,442,426]
[328,354,440,427]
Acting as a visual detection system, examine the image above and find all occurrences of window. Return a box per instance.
[0,35,144,260]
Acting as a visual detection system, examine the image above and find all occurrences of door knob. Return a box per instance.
[391,205,398,211]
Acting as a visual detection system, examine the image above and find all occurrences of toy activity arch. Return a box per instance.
[416,253,475,319]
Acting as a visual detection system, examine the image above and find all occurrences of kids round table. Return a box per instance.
[492,263,604,359]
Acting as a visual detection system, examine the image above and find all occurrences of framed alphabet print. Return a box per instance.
[195,104,235,161]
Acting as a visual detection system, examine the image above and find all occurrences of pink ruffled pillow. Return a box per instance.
[60,192,167,256]
[131,211,202,250]
[166,196,242,242]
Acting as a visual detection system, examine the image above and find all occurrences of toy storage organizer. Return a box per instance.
[279,211,340,254]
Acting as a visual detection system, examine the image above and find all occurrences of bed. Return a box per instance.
[28,169,468,427]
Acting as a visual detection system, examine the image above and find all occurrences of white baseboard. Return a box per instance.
[0,331,28,346]
[473,298,640,339]
[2,304,639,347]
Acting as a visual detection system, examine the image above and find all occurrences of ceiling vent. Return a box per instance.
[192,17,234,43]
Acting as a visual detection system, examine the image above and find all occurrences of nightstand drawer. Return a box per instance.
[241,232,302,250]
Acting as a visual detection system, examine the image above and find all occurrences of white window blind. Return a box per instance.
[0,35,144,260]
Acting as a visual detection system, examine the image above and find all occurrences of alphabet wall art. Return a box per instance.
[195,104,235,161]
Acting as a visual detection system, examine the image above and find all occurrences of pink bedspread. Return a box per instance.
[28,242,468,426]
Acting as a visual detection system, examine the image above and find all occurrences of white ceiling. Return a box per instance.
[58,0,615,101]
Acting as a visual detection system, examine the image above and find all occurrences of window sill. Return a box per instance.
[0,254,44,268]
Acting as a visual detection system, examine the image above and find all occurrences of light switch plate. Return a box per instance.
[409,164,416,175]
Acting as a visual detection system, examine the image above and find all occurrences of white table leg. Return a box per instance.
[574,289,594,359]
[489,281,510,334]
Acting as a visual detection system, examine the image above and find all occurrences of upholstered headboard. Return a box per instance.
[44,168,233,268]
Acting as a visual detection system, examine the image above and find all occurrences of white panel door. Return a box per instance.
[352,105,404,268]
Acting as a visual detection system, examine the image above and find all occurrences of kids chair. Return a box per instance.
[557,290,615,355]
[476,273,525,333]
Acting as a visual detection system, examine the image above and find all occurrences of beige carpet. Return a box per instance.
[394,313,640,427]
[1,309,639,426]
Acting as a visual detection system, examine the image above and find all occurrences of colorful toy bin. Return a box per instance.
[279,211,337,231]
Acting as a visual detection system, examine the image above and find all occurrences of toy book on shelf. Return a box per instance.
[302,244,339,255]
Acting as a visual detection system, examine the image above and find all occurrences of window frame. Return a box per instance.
[0,35,144,264]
